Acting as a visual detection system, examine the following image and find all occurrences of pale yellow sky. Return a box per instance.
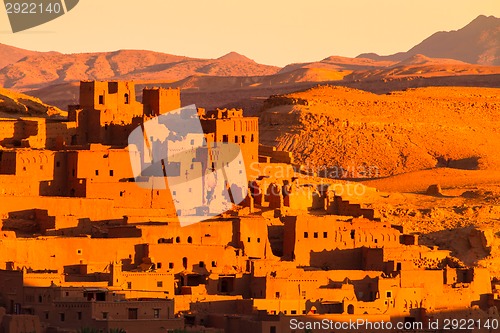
[0,0,499,66]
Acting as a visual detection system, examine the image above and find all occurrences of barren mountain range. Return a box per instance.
[0,48,280,90]
[358,15,499,65]
[0,15,497,111]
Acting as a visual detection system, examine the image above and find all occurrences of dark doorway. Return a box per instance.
[128,308,138,319]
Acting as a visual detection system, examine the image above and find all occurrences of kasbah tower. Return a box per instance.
[0,80,498,333]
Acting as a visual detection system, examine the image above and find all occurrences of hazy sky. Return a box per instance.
[0,0,499,66]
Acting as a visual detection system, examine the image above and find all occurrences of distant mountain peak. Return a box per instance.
[356,15,500,65]
[470,14,498,23]
[395,54,468,66]
[217,51,255,62]
[402,54,431,64]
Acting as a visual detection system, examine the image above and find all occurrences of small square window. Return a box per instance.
[304,232,308,238]
[157,281,163,288]
[56,161,60,167]
[247,237,251,242]
[257,238,261,243]
[127,282,132,289]
[109,170,114,176]
[199,261,205,268]
[153,308,160,319]
[386,291,392,298]
[169,262,174,269]
[157,262,162,269]
[313,232,318,238]
[323,232,328,238]
[60,313,65,322]
[211,261,217,267]
[190,139,195,145]
[95,170,99,176]
[102,312,108,319]
[77,312,82,320]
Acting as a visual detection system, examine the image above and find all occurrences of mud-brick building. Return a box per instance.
[0,269,182,333]
[282,216,403,267]
[69,81,181,147]
[199,108,259,174]
[0,117,76,149]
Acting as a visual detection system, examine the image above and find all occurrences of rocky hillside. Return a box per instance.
[259,85,500,177]
[349,54,500,80]
[0,43,50,70]
[0,50,280,90]
[0,87,66,118]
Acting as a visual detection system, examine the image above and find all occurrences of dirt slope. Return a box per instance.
[0,87,66,117]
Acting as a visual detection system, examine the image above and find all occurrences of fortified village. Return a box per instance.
[0,81,498,333]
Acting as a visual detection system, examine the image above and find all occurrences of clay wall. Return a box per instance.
[200,113,258,173]
[250,265,382,302]
[114,271,175,297]
[143,88,181,117]
[239,217,272,259]
[146,219,236,246]
[283,216,400,266]
[326,195,376,219]
[258,145,294,164]
[70,148,134,182]
[0,119,76,149]
[0,120,21,146]
[147,244,241,276]
[0,237,140,271]
[0,313,41,333]
[0,270,24,314]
